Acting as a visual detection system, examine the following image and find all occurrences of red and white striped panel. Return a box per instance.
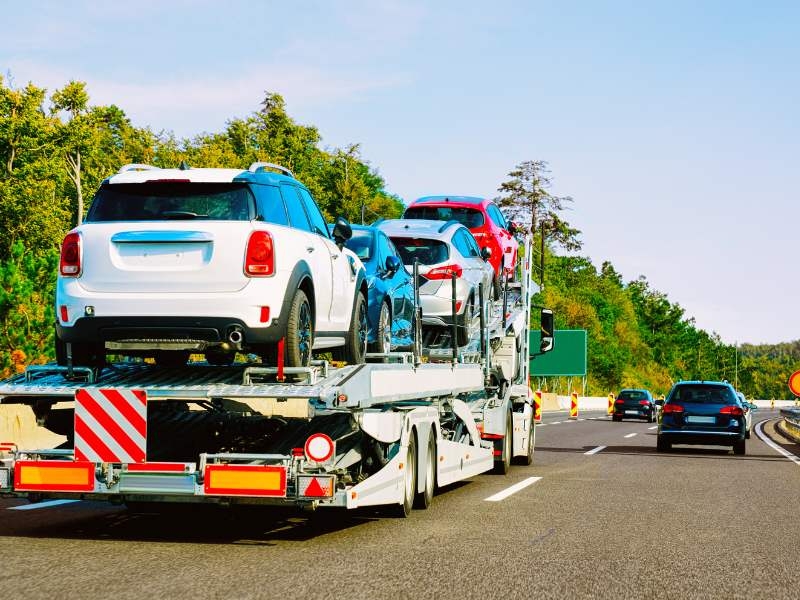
[74,389,147,463]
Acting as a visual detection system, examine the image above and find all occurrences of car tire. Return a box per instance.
[56,336,105,369]
[369,301,392,354]
[612,415,622,422]
[285,289,313,368]
[205,349,235,366]
[154,351,189,367]
[342,292,368,364]
[656,436,671,452]
[456,295,474,347]
[733,439,746,455]
[492,262,502,301]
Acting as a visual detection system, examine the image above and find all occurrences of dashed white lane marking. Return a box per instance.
[578,418,585,421]
[648,426,658,430]
[624,433,637,439]
[484,476,542,502]
[584,445,606,455]
[9,499,80,511]
[755,420,800,466]
[537,423,547,427]
[551,421,562,425]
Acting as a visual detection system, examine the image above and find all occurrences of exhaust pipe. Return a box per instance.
[227,326,244,345]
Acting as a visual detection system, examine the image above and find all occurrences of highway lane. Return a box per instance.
[1,410,799,599]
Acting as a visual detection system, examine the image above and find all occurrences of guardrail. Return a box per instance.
[779,407,800,444]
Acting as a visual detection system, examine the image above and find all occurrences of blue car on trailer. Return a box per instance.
[341,224,416,353]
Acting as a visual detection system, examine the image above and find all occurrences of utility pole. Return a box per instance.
[539,220,545,289]
[735,342,739,389]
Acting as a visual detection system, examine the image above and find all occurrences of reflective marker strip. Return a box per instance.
[14,461,95,492]
[484,476,542,502]
[204,465,287,496]
[9,499,80,511]
[755,420,800,466]
[584,446,606,455]
[75,389,146,463]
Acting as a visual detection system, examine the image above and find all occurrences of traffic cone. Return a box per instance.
[569,391,579,420]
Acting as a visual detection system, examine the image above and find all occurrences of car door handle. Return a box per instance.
[306,247,315,253]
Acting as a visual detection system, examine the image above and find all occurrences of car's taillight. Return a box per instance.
[720,405,744,417]
[423,264,463,279]
[244,231,274,276]
[615,399,625,405]
[662,404,684,414]
[639,400,650,406]
[59,232,82,277]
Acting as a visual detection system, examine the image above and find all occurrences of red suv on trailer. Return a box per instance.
[403,196,518,292]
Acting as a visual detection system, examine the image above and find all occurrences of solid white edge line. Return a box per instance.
[551,421,561,425]
[624,433,637,438]
[585,445,606,455]
[9,499,80,511]
[484,476,542,502]
[755,420,800,466]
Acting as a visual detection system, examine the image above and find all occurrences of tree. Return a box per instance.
[496,160,581,251]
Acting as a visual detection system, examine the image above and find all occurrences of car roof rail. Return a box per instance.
[118,163,160,173]
[248,162,295,178]
[437,220,461,233]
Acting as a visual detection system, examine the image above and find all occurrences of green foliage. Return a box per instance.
[0,243,58,376]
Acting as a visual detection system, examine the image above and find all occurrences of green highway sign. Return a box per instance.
[529,329,587,376]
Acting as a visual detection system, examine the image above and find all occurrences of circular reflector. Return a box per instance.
[304,433,334,462]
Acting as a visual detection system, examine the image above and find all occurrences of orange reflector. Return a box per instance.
[14,460,95,492]
[259,306,270,323]
[204,465,286,497]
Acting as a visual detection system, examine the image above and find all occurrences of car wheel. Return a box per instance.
[56,337,105,368]
[456,295,474,347]
[369,302,392,354]
[154,351,189,367]
[733,439,746,455]
[656,436,671,452]
[492,261,502,301]
[286,289,313,368]
[343,292,368,364]
[205,349,235,366]
[612,415,621,422]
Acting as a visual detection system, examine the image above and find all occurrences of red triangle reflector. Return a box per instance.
[305,477,326,497]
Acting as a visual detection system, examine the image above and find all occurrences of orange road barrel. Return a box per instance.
[570,392,579,420]
[607,393,614,415]
[534,389,542,424]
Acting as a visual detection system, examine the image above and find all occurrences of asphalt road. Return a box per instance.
[2,409,799,600]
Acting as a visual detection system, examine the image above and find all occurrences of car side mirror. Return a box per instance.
[480,246,492,261]
[386,255,402,275]
[331,217,353,249]
[540,308,554,353]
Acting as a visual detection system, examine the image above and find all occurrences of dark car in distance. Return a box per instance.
[656,381,746,455]
[613,389,657,422]
[342,225,415,353]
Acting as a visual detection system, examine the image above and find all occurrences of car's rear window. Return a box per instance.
[86,183,255,222]
[345,230,374,261]
[404,206,485,228]
[390,237,449,266]
[618,390,647,400]
[669,384,736,404]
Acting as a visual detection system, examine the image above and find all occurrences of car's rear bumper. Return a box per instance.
[614,406,653,419]
[56,314,289,349]
[658,430,744,446]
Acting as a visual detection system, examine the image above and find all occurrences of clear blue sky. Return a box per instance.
[3,0,798,344]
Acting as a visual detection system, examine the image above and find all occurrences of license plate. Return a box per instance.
[624,410,639,415]
[686,416,716,424]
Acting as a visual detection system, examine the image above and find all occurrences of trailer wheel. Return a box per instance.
[513,416,534,466]
[392,433,417,518]
[414,430,436,509]
[493,411,512,475]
